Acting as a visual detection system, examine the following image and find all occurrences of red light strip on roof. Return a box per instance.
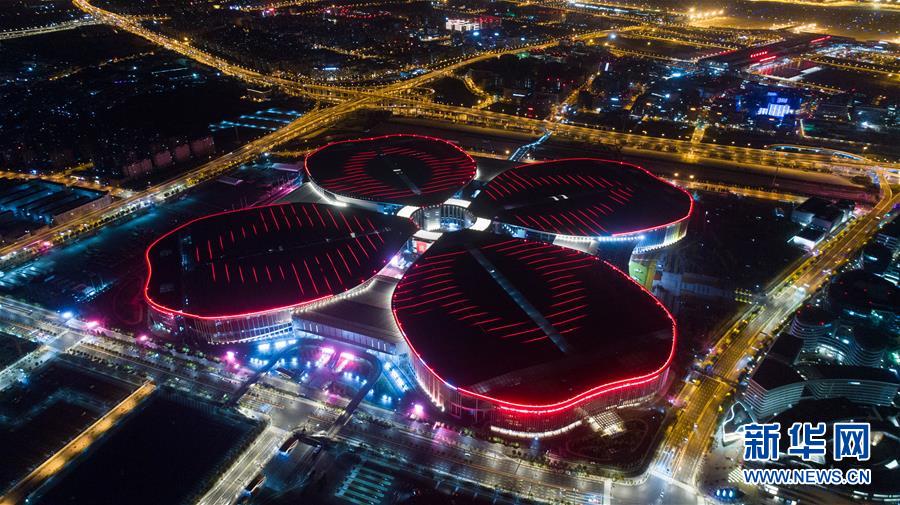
[392,241,677,415]
[304,134,477,204]
[144,203,389,321]
[483,158,693,238]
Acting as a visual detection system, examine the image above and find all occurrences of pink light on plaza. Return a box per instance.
[315,347,335,367]
[335,352,355,372]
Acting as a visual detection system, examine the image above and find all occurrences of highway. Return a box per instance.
[3,188,887,504]
[676,179,807,203]
[0,18,101,40]
[338,407,703,505]
[336,422,611,504]
[0,295,245,395]
[73,0,621,100]
[745,0,900,12]
[0,297,331,505]
[0,289,706,505]
[375,96,900,176]
[660,177,898,488]
[71,0,900,180]
[222,363,703,504]
[0,169,124,197]
[0,297,90,391]
[198,424,289,505]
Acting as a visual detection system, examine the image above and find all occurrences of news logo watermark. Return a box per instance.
[738,422,872,486]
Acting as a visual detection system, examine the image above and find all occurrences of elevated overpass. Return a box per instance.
[73,0,899,180]
[0,18,101,40]
[373,96,899,176]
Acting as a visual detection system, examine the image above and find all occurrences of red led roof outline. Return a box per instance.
[392,232,677,414]
[469,259,676,414]
[304,134,477,207]
[147,136,689,420]
[471,158,693,238]
[393,238,597,343]
[145,203,416,320]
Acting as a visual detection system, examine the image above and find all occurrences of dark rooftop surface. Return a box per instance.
[469,159,692,237]
[800,363,900,383]
[0,178,107,220]
[795,196,833,215]
[145,203,416,318]
[770,398,868,434]
[0,332,38,369]
[828,269,899,315]
[751,356,804,390]
[852,325,893,352]
[794,304,836,327]
[392,230,674,407]
[304,134,477,207]
[796,226,827,241]
[878,215,900,240]
[768,335,803,363]
[815,206,844,223]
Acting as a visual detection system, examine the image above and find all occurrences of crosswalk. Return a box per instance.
[654,446,677,474]
[334,460,395,505]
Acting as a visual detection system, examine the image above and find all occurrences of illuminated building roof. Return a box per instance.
[469,158,692,237]
[304,134,477,207]
[145,203,416,319]
[392,230,675,411]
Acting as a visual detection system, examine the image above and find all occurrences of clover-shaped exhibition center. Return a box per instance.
[146,134,692,435]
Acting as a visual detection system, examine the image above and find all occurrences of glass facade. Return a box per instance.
[497,218,689,257]
[293,318,397,354]
[149,306,293,344]
[409,347,669,434]
[410,204,475,232]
